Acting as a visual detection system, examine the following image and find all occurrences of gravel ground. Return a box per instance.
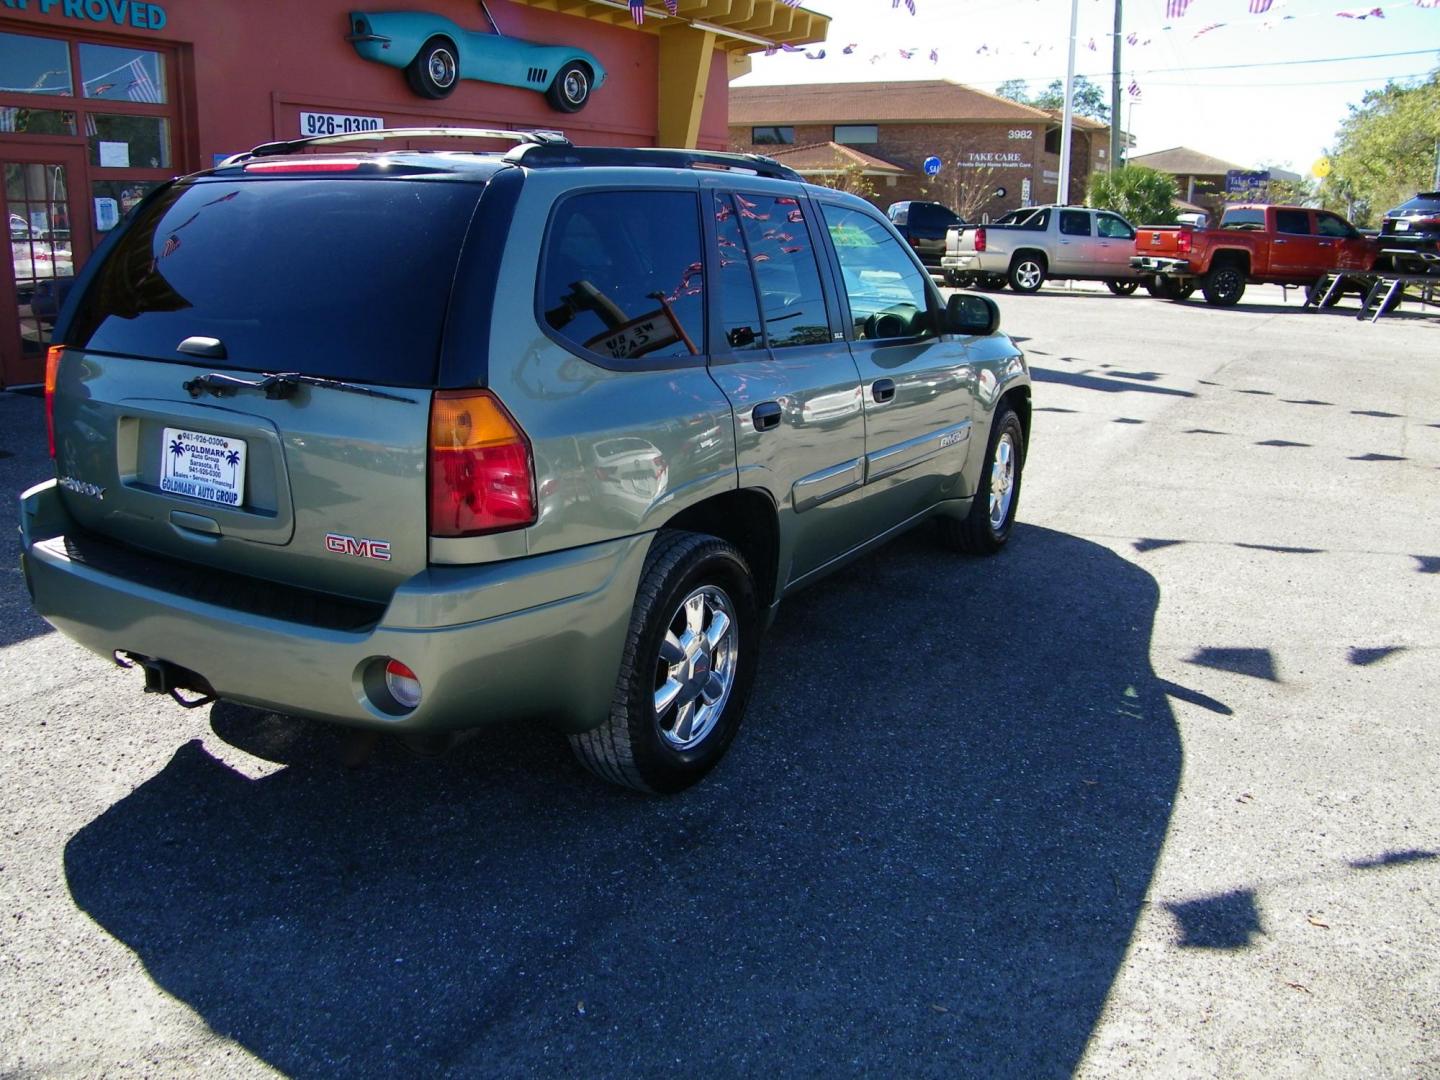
[1,283,1436,1078]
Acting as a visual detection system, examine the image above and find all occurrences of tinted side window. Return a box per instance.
[1096,213,1134,239]
[1016,209,1050,232]
[1059,210,1092,236]
[821,204,934,342]
[541,190,704,364]
[734,193,831,349]
[712,193,764,353]
[1275,210,1310,235]
[1315,213,1351,238]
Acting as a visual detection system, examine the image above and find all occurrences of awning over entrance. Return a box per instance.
[515,0,828,51]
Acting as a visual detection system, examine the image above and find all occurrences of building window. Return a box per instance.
[752,126,794,146]
[834,125,877,145]
[1044,127,1062,155]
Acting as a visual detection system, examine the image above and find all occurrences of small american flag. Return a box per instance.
[929,48,939,62]
[663,0,677,12]
[125,56,162,104]
[1166,0,1191,18]
[1417,0,1440,8]
[1127,78,1142,101]
[892,0,917,13]
[629,0,645,23]
[1249,0,1273,12]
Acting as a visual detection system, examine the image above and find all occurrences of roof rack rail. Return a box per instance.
[220,127,572,167]
[503,144,805,183]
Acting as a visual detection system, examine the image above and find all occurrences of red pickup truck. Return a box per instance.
[1130,204,1380,306]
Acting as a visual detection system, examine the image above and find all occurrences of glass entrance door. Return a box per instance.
[2,145,90,388]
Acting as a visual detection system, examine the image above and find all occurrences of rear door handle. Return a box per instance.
[751,401,782,432]
[872,378,896,404]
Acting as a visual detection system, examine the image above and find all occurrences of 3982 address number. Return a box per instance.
[300,112,384,137]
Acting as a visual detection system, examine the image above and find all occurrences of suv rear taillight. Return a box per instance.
[1177,227,1193,256]
[44,345,63,458]
[974,227,986,253]
[428,390,536,537]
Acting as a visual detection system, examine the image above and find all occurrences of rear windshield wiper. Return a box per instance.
[182,371,416,404]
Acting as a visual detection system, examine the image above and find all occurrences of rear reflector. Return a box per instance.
[44,345,63,458]
[428,390,536,537]
[384,659,422,710]
[243,159,363,173]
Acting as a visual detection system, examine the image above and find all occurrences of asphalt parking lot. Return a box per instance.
[2,283,1437,1078]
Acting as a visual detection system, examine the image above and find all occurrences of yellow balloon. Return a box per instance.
[1311,158,1332,179]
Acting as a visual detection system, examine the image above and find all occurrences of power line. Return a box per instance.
[1143,70,1435,88]
[993,47,1439,85]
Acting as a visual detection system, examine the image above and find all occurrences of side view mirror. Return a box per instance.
[946,292,1001,336]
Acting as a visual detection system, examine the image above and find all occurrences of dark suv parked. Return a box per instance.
[1379,191,1440,271]
[886,200,964,270]
[20,128,1031,793]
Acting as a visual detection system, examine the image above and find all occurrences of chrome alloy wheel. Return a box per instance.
[988,431,1017,531]
[429,48,457,88]
[1014,261,1044,291]
[562,68,589,104]
[654,585,738,751]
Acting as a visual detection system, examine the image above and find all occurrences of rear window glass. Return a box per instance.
[1395,194,1440,213]
[1221,208,1266,230]
[66,178,483,384]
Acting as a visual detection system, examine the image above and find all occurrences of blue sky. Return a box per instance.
[734,0,1440,174]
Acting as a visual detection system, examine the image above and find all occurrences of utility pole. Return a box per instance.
[1058,0,1080,205]
[1110,0,1123,170]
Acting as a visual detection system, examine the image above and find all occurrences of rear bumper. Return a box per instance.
[1131,256,1193,275]
[19,480,648,734]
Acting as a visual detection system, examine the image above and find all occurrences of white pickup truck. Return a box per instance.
[940,205,1143,294]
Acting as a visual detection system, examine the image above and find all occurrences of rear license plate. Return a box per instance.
[160,427,247,507]
[1395,221,1410,232]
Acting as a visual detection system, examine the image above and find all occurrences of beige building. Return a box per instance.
[729,79,1112,219]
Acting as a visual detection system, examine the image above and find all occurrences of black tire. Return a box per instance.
[1146,277,1196,301]
[405,37,459,99]
[1320,284,1347,309]
[1007,253,1046,294]
[546,61,592,113]
[1200,264,1246,306]
[569,531,759,793]
[939,404,1025,556]
[1105,279,1139,296]
[974,274,1007,292]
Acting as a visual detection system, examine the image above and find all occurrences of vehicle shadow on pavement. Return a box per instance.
[63,524,1183,1078]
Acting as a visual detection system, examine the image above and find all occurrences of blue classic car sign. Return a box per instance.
[347,10,607,112]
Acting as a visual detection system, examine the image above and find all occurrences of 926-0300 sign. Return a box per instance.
[300,112,384,137]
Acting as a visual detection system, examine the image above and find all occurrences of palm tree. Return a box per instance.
[168,437,185,464]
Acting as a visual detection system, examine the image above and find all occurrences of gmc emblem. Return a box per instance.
[324,532,392,561]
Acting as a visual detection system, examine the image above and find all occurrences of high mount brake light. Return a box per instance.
[428,390,536,537]
[44,346,63,459]
[243,160,363,173]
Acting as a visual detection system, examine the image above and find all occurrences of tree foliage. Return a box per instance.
[1088,165,1178,226]
[807,154,877,201]
[1329,70,1440,227]
[996,76,1110,124]
[921,163,1005,222]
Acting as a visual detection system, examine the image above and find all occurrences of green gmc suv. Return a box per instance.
[19,128,1031,793]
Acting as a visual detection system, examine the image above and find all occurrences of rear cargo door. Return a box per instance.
[52,174,485,603]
